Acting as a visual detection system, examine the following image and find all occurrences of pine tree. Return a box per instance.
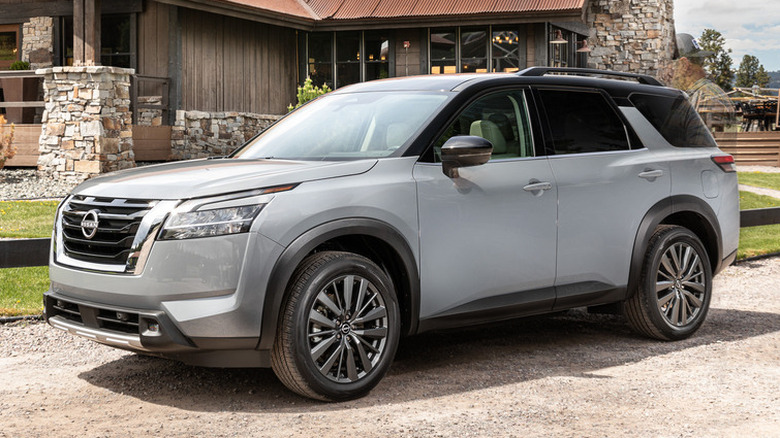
[698,29,734,91]
[735,55,769,88]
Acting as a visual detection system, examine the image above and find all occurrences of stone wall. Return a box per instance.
[37,66,135,183]
[171,111,281,160]
[585,0,676,83]
[136,96,164,127]
[22,17,53,70]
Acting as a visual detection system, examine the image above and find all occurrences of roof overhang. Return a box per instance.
[153,0,588,32]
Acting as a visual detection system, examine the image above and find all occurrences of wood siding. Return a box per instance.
[180,8,297,114]
[137,1,169,80]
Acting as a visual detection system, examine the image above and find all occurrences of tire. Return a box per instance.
[624,225,712,341]
[271,251,400,401]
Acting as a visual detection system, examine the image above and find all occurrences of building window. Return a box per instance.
[364,31,389,81]
[308,32,333,88]
[61,15,134,68]
[430,28,456,74]
[336,31,360,88]
[304,31,394,89]
[461,28,488,73]
[491,29,521,72]
[0,24,20,70]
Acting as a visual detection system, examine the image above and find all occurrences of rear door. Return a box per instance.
[533,87,671,308]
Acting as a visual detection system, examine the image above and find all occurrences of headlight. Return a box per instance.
[159,185,295,240]
[159,205,264,240]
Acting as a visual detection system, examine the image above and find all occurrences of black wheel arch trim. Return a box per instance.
[256,218,420,351]
[627,195,723,300]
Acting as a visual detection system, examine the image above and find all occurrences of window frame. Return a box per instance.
[532,86,642,156]
[418,86,546,163]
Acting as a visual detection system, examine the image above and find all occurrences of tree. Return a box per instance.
[736,54,770,88]
[698,29,734,91]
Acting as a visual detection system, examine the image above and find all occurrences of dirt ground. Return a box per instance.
[1,257,779,438]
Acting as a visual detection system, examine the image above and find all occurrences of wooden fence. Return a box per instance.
[715,132,780,167]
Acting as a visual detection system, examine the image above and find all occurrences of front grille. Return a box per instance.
[60,196,157,267]
[48,297,140,335]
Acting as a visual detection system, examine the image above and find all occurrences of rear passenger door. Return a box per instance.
[533,87,671,308]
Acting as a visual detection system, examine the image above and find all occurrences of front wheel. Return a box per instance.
[624,225,713,341]
[271,251,400,401]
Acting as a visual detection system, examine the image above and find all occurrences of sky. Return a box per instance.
[674,0,780,72]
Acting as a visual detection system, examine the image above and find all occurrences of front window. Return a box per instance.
[61,14,134,67]
[233,92,450,161]
[0,24,20,70]
[430,28,456,74]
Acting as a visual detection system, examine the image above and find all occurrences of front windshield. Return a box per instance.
[232,92,450,161]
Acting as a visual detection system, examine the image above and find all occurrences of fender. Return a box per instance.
[626,195,722,299]
[256,218,420,351]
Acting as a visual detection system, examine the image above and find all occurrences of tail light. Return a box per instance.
[711,154,736,173]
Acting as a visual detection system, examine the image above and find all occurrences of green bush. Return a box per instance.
[9,60,30,70]
[287,77,331,112]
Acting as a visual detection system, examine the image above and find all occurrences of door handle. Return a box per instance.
[523,181,553,193]
[638,169,664,180]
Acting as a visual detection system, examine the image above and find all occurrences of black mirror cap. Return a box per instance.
[440,136,493,178]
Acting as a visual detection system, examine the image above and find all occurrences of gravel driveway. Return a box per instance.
[1,257,779,437]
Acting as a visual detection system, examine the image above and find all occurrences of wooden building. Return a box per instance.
[0,0,592,117]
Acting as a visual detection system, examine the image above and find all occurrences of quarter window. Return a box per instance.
[629,93,718,148]
[537,89,630,154]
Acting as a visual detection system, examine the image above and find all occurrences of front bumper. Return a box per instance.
[44,292,271,367]
[46,231,285,367]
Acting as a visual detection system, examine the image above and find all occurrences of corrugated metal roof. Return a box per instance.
[214,0,318,20]
[217,0,585,22]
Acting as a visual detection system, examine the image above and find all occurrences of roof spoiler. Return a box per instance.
[518,67,664,87]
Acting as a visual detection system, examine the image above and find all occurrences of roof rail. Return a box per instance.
[518,67,664,86]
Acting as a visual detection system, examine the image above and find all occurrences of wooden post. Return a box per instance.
[72,0,100,65]
[84,0,100,65]
[73,0,84,65]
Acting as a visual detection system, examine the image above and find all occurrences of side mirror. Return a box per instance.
[440,136,493,178]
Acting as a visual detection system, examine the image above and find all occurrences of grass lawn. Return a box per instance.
[2,187,780,317]
[0,200,59,238]
[738,172,780,191]
[738,191,780,260]
[0,266,47,316]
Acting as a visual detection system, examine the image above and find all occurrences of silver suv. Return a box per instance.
[45,68,739,401]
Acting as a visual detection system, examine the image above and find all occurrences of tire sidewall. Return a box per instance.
[291,254,400,401]
[642,228,713,340]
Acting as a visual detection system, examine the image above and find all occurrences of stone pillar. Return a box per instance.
[22,17,54,70]
[585,0,676,83]
[37,66,135,183]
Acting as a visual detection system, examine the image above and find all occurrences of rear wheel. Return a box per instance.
[271,251,400,401]
[624,225,712,341]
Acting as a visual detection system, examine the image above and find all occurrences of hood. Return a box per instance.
[72,158,378,200]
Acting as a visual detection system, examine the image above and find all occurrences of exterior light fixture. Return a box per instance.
[577,40,592,52]
[550,30,567,44]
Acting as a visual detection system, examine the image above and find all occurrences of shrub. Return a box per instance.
[0,115,16,169]
[287,77,331,112]
[9,60,30,70]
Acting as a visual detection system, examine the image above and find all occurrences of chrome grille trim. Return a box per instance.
[55,195,179,274]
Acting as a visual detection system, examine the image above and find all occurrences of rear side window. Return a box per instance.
[537,89,630,155]
[629,93,718,148]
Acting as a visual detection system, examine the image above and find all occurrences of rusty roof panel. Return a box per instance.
[409,0,455,16]
[215,0,317,19]
[494,0,584,12]
[331,0,383,19]
[305,0,343,18]
[221,0,585,21]
[371,0,418,17]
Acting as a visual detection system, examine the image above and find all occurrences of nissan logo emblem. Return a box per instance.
[80,209,100,239]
